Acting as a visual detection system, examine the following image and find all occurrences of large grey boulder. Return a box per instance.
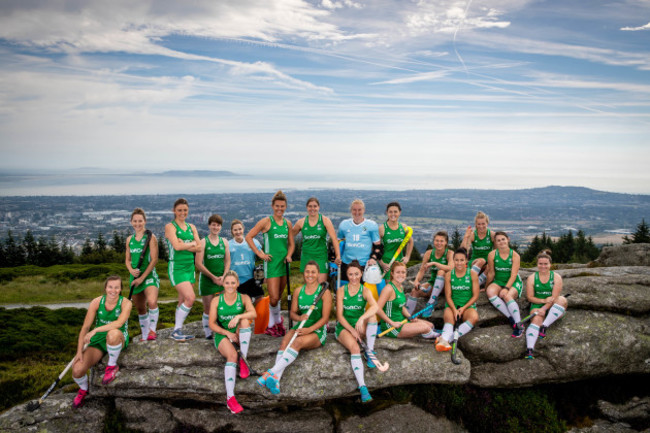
[598,396,650,428]
[0,394,108,433]
[91,322,470,408]
[597,244,650,267]
[338,403,467,433]
[463,310,650,388]
[115,398,334,433]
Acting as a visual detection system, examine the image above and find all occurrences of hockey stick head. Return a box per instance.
[451,314,462,365]
[25,400,41,412]
[357,337,389,372]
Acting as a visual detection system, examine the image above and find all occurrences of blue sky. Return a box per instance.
[0,0,649,194]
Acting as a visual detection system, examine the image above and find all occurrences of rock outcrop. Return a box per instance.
[596,244,650,267]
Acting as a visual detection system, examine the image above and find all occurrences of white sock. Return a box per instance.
[405,296,418,315]
[351,354,365,387]
[271,348,298,380]
[421,328,440,339]
[73,374,89,391]
[138,313,150,339]
[239,327,252,358]
[202,313,211,337]
[542,304,566,327]
[507,300,521,323]
[457,321,474,338]
[471,265,481,274]
[478,273,487,286]
[148,307,159,332]
[526,324,540,349]
[489,296,511,318]
[107,342,123,367]
[275,350,284,365]
[225,362,237,399]
[270,302,282,327]
[174,303,191,330]
[267,302,276,328]
[430,276,445,298]
[366,322,377,351]
[441,323,453,343]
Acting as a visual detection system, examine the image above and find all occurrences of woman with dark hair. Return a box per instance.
[378,201,413,280]
[524,250,568,359]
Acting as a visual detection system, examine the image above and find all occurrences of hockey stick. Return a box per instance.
[451,315,462,365]
[26,343,89,411]
[356,336,389,372]
[128,229,153,300]
[284,283,329,354]
[520,293,570,325]
[381,226,413,279]
[378,302,434,337]
[337,263,341,290]
[286,261,293,329]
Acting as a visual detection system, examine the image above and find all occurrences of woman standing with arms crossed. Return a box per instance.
[378,202,413,281]
[461,211,495,287]
[196,214,231,339]
[125,208,160,341]
[408,231,454,316]
[291,197,341,284]
[257,261,332,395]
[524,250,568,359]
[486,231,524,337]
[246,190,295,337]
[165,198,202,342]
[209,270,256,414]
[71,276,131,408]
[335,260,378,402]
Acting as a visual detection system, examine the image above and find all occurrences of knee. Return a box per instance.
[147,300,158,310]
[106,330,122,345]
[436,269,445,277]
[269,295,280,306]
[185,294,195,306]
[72,362,86,379]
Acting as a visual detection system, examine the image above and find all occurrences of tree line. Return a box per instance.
[0,230,169,268]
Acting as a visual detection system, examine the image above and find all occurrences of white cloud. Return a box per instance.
[621,22,650,31]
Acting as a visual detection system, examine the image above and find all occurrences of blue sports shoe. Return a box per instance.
[171,329,194,342]
[265,372,281,395]
[359,385,372,403]
[257,369,271,388]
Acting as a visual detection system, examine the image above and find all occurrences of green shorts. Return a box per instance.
[300,253,328,273]
[88,329,130,353]
[495,275,523,297]
[334,320,360,339]
[379,320,403,338]
[291,323,327,346]
[130,270,160,296]
[445,302,477,310]
[169,261,196,286]
[213,329,237,347]
[264,257,287,279]
[199,274,224,296]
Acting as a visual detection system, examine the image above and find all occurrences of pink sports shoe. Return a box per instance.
[72,389,88,408]
[239,357,250,379]
[147,330,157,341]
[102,365,119,385]
[227,396,243,414]
[275,318,286,337]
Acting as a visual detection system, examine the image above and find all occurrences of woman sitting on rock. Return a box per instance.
[486,231,525,337]
[257,261,332,395]
[408,231,454,317]
[435,248,480,351]
[209,270,256,414]
[335,260,379,403]
[524,250,568,359]
[71,275,132,408]
[377,262,439,339]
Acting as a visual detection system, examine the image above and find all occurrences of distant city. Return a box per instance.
[1,186,649,253]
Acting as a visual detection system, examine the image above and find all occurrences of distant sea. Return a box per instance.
[1,170,647,196]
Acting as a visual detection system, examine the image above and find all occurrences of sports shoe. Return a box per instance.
[147,330,157,341]
[275,318,286,337]
[511,323,524,338]
[363,350,376,369]
[525,348,535,359]
[239,357,250,379]
[226,396,243,414]
[257,369,271,388]
[508,316,516,328]
[435,338,452,352]
[171,329,194,342]
[205,333,213,340]
[102,365,119,385]
[72,389,88,408]
[265,372,281,395]
[422,301,434,318]
[265,325,282,337]
[539,326,548,339]
[359,385,372,403]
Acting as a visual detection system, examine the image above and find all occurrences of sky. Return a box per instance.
[0,0,649,194]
